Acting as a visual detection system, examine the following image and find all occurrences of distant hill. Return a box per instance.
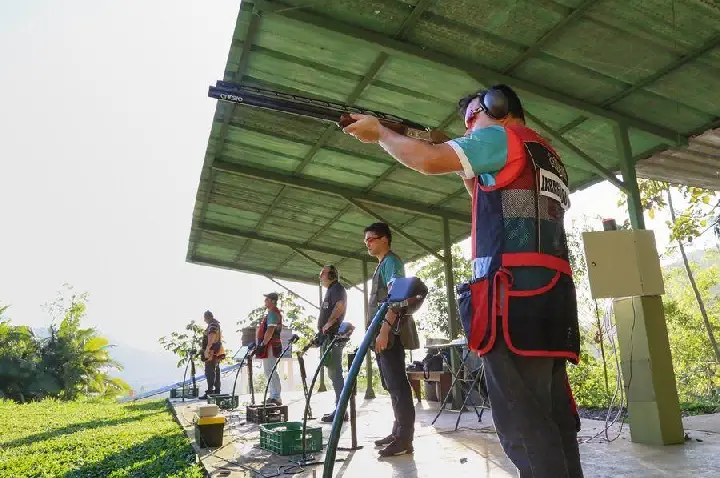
[108,341,183,392]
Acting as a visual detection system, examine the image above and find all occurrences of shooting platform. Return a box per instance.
[170,390,720,477]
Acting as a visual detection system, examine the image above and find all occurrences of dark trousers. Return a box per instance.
[482,340,583,478]
[375,339,415,441]
[205,359,221,395]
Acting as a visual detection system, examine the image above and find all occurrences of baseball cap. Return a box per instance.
[264,292,279,302]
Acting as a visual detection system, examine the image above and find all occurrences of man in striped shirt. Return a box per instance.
[201,310,226,399]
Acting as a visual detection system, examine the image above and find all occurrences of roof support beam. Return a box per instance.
[287,247,363,292]
[502,0,598,74]
[334,182,469,271]
[525,111,627,191]
[212,160,471,222]
[556,32,720,138]
[202,222,368,260]
[253,0,685,144]
[347,199,444,262]
[192,256,321,285]
[395,0,435,39]
[265,276,321,310]
[268,53,391,270]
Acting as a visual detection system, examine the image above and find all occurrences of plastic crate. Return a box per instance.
[208,394,238,409]
[246,404,288,424]
[170,387,198,399]
[260,422,322,456]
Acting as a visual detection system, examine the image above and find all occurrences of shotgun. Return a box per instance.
[208,81,449,144]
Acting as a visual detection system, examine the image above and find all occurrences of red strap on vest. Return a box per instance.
[502,252,571,276]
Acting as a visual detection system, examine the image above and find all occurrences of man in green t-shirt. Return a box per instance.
[364,222,419,457]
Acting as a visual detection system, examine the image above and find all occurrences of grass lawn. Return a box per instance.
[0,398,204,478]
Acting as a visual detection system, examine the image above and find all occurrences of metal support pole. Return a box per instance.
[363,260,375,399]
[443,217,463,410]
[614,123,645,229]
[317,284,327,392]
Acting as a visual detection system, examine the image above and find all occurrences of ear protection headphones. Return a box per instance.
[325,265,338,281]
[465,88,510,125]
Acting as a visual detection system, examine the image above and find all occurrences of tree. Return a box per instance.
[620,181,720,364]
[159,321,206,368]
[40,287,129,400]
[662,252,719,402]
[415,244,471,339]
[0,306,46,402]
[0,287,129,403]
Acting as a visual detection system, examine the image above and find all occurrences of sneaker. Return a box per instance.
[321,411,348,423]
[378,438,413,457]
[374,434,395,447]
[265,398,282,406]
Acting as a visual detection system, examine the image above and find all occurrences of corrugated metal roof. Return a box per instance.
[636,127,720,190]
[186,0,720,286]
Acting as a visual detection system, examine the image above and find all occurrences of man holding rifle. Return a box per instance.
[343,85,583,477]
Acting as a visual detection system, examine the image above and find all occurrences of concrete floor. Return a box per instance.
[171,391,720,478]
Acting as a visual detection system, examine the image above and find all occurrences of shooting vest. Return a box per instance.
[461,123,579,363]
[367,252,420,351]
[201,319,226,361]
[256,307,283,359]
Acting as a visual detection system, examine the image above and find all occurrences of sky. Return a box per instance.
[0,0,715,381]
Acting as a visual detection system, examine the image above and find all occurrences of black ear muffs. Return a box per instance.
[481,88,509,120]
[325,265,338,281]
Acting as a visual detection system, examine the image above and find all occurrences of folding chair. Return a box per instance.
[431,339,490,431]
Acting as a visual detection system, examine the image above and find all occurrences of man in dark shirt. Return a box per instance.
[317,264,348,423]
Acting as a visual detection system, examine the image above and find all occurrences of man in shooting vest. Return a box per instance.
[343,85,583,477]
[201,310,226,399]
[364,222,420,458]
[317,265,349,423]
[256,292,283,406]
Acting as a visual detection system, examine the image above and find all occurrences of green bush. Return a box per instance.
[0,398,203,477]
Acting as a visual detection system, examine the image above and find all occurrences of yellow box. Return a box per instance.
[582,230,664,299]
[197,416,225,426]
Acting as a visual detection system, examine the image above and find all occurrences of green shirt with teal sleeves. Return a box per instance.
[266,310,280,326]
[379,252,405,287]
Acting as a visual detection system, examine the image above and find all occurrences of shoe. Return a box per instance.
[199,394,209,400]
[265,398,282,406]
[321,411,348,423]
[378,438,413,457]
[374,434,395,447]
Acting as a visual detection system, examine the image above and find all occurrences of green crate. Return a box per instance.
[170,387,198,399]
[259,422,323,456]
[207,394,238,409]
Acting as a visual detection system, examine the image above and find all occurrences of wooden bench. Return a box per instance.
[406,370,452,402]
